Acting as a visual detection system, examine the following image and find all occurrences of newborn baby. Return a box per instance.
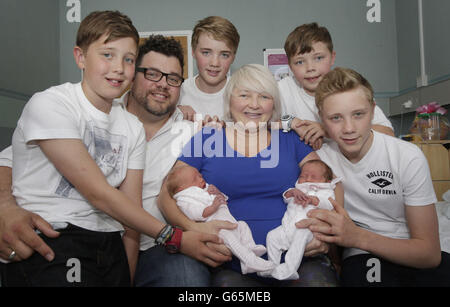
[166,165,275,274]
[260,159,341,280]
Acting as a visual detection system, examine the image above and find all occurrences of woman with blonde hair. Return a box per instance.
[159,64,342,286]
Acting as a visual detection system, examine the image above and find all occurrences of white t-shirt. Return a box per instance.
[317,131,437,258]
[0,146,12,168]
[11,82,146,233]
[179,75,228,120]
[2,91,195,251]
[118,93,196,250]
[278,75,394,129]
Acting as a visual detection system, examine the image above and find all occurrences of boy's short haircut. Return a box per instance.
[302,159,333,182]
[191,16,240,54]
[76,10,139,52]
[315,67,375,112]
[284,22,333,60]
[136,35,184,75]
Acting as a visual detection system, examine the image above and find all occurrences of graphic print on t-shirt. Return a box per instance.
[366,170,397,196]
[55,124,126,198]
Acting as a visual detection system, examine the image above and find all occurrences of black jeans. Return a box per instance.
[341,251,450,287]
[2,224,130,287]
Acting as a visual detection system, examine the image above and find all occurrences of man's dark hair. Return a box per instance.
[136,35,184,74]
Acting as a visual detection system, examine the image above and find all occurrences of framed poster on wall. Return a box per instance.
[263,48,292,81]
[139,31,193,80]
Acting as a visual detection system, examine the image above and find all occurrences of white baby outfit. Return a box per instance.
[260,178,341,280]
[173,184,275,274]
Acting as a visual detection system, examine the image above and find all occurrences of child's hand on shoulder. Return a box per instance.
[292,119,326,149]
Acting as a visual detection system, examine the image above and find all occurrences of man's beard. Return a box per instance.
[131,89,176,117]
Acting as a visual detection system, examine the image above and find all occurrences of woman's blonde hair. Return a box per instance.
[315,67,375,112]
[223,64,281,123]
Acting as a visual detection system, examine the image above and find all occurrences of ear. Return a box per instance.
[73,46,86,70]
[371,101,376,121]
[191,46,197,60]
[330,51,336,66]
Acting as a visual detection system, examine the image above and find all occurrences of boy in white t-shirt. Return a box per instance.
[178,16,240,121]
[2,11,184,286]
[279,23,394,147]
[303,67,450,286]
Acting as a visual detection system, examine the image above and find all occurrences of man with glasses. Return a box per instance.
[0,35,233,286]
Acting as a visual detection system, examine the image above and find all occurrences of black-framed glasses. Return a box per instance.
[136,67,184,87]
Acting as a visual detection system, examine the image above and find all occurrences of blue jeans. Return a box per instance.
[134,245,210,287]
[1,224,130,287]
[210,254,339,287]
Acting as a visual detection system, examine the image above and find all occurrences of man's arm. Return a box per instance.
[0,166,59,262]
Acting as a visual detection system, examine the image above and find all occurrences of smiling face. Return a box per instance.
[131,51,181,117]
[193,33,235,93]
[320,87,374,163]
[289,41,335,96]
[75,34,137,112]
[229,87,274,128]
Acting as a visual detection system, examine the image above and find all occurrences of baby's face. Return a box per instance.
[298,163,327,184]
[182,167,207,189]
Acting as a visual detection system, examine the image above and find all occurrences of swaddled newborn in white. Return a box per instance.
[166,165,275,274]
[259,160,341,280]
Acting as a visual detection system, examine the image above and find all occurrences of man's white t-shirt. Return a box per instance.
[317,131,437,258]
[278,75,394,129]
[179,75,228,120]
[11,82,146,233]
[119,92,196,250]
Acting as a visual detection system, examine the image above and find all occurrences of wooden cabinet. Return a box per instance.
[415,140,450,201]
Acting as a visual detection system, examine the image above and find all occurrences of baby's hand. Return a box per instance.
[203,195,227,218]
[213,193,227,205]
[207,184,222,196]
[287,189,310,207]
[308,196,320,206]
